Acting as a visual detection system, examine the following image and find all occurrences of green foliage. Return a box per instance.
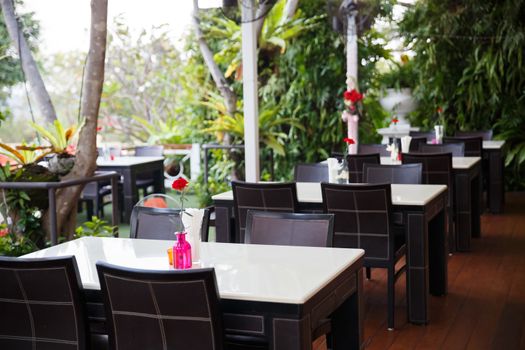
[201,92,304,156]
[29,119,80,154]
[0,231,37,256]
[75,216,116,238]
[400,0,525,189]
[99,19,191,144]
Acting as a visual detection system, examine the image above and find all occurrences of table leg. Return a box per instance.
[271,317,312,350]
[110,176,120,233]
[429,208,447,296]
[152,162,165,194]
[331,268,363,350]
[121,168,137,224]
[471,173,481,238]
[455,173,472,251]
[487,149,505,213]
[405,211,429,324]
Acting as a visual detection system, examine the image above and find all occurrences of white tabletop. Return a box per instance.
[381,156,480,169]
[97,156,164,167]
[22,237,364,304]
[483,140,505,149]
[212,182,447,206]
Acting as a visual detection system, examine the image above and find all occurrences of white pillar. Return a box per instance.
[241,0,260,182]
[345,8,359,154]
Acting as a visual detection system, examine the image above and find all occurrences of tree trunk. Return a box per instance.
[0,0,57,123]
[46,0,108,238]
[192,0,237,119]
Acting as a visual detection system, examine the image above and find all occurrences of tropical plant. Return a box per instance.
[0,142,48,166]
[131,116,184,145]
[399,0,525,189]
[29,119,80,155]
[201,91,303,156]
[203,0,323,80]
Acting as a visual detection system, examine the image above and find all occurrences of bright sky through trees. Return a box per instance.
[22,0,221,53]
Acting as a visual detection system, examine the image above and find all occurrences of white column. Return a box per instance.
[242,1,260,182]
[346,9,359,154]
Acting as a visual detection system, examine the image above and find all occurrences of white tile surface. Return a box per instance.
[483,140,505,149]
[22,237,364,304]
[212,183,447,206]
[97,156,164,167]
[381,156,480,169]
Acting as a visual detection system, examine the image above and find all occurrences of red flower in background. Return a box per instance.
[437,106,443,114]
[343,89,364,103]
[392,117,399,125]
[343,137,355,145]
[171,178,189,192]
[0,228,8,237]
[96,126,103,132]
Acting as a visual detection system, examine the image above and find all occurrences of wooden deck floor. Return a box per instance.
[362,192,525,350]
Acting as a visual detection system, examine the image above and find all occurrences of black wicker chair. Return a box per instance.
[245,211,334,247]
[419,143,465,157]
[0,256,96,350]
[321,183,406,330]
[294,163,329,182]
[232,181,298,243]
[346,153,380,183]
[96,263,224,350]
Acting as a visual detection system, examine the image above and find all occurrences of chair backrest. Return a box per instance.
[419,143,465,156]
[346,153,380,183]
[245,211,334,247]
[455,130,493,141]
[294,163,329,182]
[363,163,422,184]
[409,130,435,140]
[358,144,390,157]
[232,181,298,243]
[130,205,210,242]
[409,137,428,152]
[443,136,483,157]
[96,263,224,350]
[130,206,183,240]
[0,256,87,350]
[321,183,395,263]
[135,145,164,157]
[402,152,454,207]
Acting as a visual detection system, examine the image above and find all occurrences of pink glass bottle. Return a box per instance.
[174,232,192,269]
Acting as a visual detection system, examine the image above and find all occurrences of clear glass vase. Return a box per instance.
[335,158,349,184]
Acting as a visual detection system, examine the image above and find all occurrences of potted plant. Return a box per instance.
[30,120,81,176]
[378,56,418,125]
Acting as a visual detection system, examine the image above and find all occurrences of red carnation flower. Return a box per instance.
[392,117,399,124]
[344,89,363,103]
[343,137,355,145]
[171,177,189,192]
[96,126,103,132]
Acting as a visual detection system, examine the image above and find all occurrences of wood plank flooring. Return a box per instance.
[362,192,525,350]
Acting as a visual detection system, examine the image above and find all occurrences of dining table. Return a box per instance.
[382,156,482,251]
[23,237,365,350]
[213,183,448,325]
[97,156,165,223]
